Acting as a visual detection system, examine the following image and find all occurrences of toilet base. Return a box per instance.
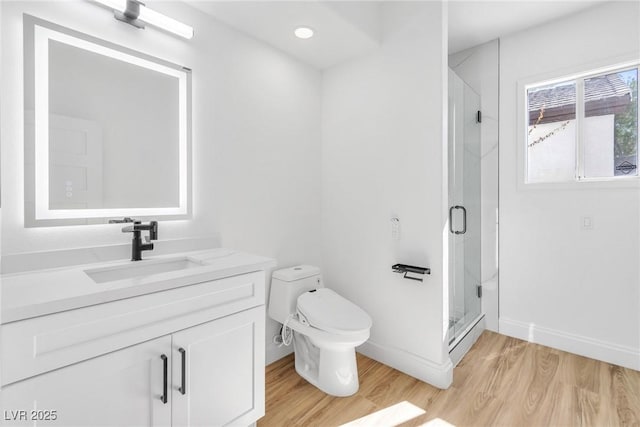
[293,332,360,397]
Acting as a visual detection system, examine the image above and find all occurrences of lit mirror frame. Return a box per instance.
[25,15,191,225]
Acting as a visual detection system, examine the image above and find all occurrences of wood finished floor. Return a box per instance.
[258,331,640,427]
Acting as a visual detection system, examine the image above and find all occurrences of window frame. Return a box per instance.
[521,61,640,187]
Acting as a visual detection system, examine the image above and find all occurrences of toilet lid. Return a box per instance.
[297,288,372,335]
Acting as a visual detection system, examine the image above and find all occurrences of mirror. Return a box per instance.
[24,15,191,226]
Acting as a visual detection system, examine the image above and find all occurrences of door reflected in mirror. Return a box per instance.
[24,15,191,226]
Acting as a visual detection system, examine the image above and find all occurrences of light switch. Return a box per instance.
[391,217,400,240]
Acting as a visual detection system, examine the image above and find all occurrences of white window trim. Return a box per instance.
[517,55,640,191]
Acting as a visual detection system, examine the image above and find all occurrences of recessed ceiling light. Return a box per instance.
[294,27,314,39]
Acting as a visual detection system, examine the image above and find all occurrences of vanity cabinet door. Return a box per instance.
[171,306,265,427]
[0,336,172,427]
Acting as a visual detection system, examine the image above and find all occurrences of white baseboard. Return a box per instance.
[266,344,293,366]
[357,340,453,389]
[499,318,640,371]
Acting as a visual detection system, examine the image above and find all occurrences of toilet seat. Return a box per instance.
[286,317,370,347]
[297,288,372,335]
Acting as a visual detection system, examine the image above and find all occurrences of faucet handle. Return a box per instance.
[121,220,157,236]
[149,221,158,240]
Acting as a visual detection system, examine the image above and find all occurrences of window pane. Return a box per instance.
[584,68,638,178]
[527,82,577,183]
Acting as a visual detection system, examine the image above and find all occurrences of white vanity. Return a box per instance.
[1,249,275,427]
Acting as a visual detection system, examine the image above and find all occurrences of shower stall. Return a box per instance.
[448,69,484,355]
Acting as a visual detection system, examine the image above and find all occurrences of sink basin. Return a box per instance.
[84,257,204,284]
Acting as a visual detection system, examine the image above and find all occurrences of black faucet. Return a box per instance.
[121,220,158,261]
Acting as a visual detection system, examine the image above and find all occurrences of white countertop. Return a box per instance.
[1,248,276,324]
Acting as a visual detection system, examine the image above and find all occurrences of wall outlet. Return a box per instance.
[581,216,593,230]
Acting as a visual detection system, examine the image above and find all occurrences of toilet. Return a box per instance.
[269,265,372,397]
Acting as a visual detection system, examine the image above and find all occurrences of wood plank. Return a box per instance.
[259,331,640,426]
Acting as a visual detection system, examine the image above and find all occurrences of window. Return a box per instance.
[526,65,638,183]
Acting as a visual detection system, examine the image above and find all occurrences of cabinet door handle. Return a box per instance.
[178,347,186,395]
[160,354,168,404]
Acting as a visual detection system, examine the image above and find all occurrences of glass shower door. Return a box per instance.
[448,70,481,345]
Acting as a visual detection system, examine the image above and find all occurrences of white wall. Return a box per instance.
[322,2,452,388]
[0,1,322,363]
[449,40,500,332]
[499,1,640,370]
[0,0,3,390]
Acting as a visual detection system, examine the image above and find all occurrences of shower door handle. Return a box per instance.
[449,205,467,235]
[459,206,467,234]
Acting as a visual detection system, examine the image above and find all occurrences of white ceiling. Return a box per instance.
[448,1,608,54]
[188,1,381,69]
[188,1,608,69]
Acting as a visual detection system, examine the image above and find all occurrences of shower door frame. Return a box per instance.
[448,70,483,348]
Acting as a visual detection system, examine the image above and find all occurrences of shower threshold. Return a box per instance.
[449,314,485,367]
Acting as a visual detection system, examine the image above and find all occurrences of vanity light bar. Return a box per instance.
[139,7,194,39]
[93,0,194,40]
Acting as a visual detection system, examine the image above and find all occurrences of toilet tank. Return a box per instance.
[268,265,324,324]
